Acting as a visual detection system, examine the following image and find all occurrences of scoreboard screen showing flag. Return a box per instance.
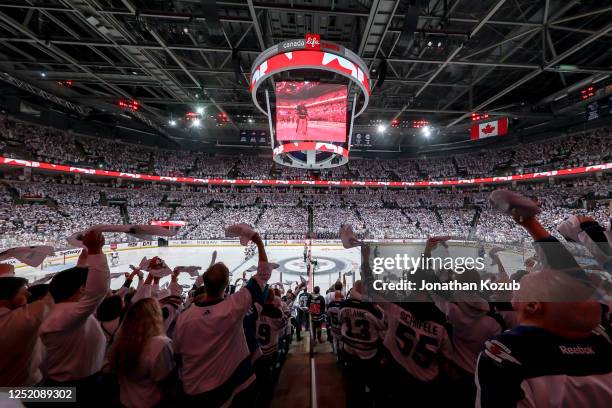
[470,118,508,140]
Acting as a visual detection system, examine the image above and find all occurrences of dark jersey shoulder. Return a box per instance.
[477,325,612,408]
[395,301,447,325]
[482,325,612,378]
[328,301,343,309]
[261,304,283,318]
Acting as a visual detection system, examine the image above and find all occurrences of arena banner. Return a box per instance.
[0,156,610,188]
[150,220,187,227]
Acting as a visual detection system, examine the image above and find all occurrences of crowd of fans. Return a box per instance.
[1,169,610,250]
[1,118,610,183]
[0,117,611,408]
[1,186,610,407]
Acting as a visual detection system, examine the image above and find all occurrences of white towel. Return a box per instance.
[489,190,541,217]
[67,224,177,248]
[174,266,202,277]
[138,256,173,278]
[225,223,256,246]
[339,224,362,249]
[0,245,55,267]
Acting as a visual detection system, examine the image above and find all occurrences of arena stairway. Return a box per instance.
[468,208,482,240]
[271,333,346,408]
[120,205,130,224]
[307,206,314,237]
[0,181,20,203]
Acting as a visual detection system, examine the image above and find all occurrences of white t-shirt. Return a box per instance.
[434,299,502,374]
[173,283,257,395]
[40,254,109,381]
[118,335,175,408]
[325,289,345,305]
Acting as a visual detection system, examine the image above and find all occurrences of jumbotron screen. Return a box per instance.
[275,81,347,143]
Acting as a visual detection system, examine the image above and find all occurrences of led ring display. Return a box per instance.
[272,141,349,169]
[250,41,371,117]
[251,38,370,169]
[1,157,610,187]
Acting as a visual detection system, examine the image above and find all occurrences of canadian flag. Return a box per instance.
[470,118,508,140]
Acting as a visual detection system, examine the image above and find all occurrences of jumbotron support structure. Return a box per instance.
[250,34,371,169]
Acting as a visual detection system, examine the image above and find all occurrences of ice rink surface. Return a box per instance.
[19,242,531,292]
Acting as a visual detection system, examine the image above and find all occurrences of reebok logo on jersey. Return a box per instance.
[559,345,595,355]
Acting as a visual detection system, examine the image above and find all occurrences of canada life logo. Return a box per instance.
[305,33,321,50]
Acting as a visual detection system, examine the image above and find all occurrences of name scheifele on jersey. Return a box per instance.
[476,325,612,408]
[383,302,452,382]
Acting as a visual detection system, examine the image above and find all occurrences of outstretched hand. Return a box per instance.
[82,230,104,254]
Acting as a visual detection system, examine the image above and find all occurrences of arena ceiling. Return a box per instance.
[0,0,611,148]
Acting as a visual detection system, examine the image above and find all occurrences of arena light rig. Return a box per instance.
[412,119,429,128]
[471,112,490,121]
[57,80,73,88]
[580,86,595,101]
[117,99,140,111]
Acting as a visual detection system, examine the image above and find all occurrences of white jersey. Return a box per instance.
[256,304,288,357]
[339,295,386,360]
[278,300,292,337]
[326,301,343,338]
[383,303,452,382]
[434,299,502,374]
[174,279,262,398]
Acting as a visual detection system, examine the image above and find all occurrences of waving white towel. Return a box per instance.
[489,190,541,218]
[225,223,257,246]
[173,266,202,277]
[68,224,176,248]
[339,224,362,249]
[138,256,173,278]
[0,245,55,267]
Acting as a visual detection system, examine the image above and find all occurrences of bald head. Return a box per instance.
[512,269,601,337]
[512,269,596,303]
[203,262,229,298]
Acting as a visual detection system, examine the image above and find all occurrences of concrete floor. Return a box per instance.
[271,332,346,408]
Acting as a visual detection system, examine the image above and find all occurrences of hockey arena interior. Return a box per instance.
[0,1,611,407]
